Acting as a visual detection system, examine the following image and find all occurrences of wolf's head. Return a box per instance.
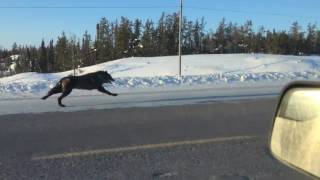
[97,71,115,84]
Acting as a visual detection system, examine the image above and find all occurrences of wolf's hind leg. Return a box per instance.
[57,89,72,107]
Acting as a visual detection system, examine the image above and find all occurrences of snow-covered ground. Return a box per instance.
[1,54,320,99]
[0,54,320,115]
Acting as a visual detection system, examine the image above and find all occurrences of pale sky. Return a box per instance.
[0,0,319,49]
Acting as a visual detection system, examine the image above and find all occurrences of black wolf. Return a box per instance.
[41,71,117,107]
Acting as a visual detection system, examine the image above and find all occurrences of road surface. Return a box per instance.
[0,98,311,180]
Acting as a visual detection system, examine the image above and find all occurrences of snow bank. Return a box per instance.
[1,54,320,99]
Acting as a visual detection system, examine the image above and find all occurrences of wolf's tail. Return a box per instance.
[41,81,63,100]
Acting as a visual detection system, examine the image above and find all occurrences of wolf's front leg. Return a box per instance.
[97,87,118,96]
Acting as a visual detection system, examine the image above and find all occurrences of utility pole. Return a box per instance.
[178,0,183,76]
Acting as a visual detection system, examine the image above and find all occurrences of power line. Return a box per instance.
[185,7,320,20]
[1,5,318,20]
[0,6,178,9]
[0,0,174,1]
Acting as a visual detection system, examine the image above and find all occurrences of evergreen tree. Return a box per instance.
[278,31,290,54]
[215,18,227,53]
[114,17,132,58]
[182,19,193,54]
[26,47,32,72]
[55,32,71,71]
[31,46,38,72]
[224,22,234,53]
[289,22,304,55]
[193,18,205,53]
[81,30,94,66]
[316,30,320,55]
[47,40,55,72]
[253,26,266,53]
[141,20,156,56]
[165,13,180,55]
[242,20,254,53]
[69,35,81,75]
[156,13,168,56]
[132,19,143,56]
[11,42,18,54]
[305,23,317,54]
[265,30,278,54]
[39,39,48,73]
[95,17,113,63]
[133,19,142,40]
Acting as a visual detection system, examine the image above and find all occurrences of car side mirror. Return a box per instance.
[270,82,320,179]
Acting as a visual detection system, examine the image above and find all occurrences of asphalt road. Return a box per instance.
[0,98,312,180]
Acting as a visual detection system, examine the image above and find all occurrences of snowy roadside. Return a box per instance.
[0,72,319,100]
[0,54,320,106]
[0,82,283,115]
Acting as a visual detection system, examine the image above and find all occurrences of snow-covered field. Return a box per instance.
[1,54,320,99]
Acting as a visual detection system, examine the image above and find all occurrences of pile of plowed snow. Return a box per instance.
[1,54,320,98]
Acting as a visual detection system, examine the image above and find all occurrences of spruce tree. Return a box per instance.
[305,23,317,54]
[81,30,93,66]
[215,18,227,53]
[156,13,168,56]
[289,22,304,55]
[95,18,113,63]
[141,20,156,56]
[47,40,55,72]
[115,17,132,58]
[55,32,71,71]
[39,40,48,73]
[316,30,320,55]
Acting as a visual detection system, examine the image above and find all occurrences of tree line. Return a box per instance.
[1,12,320,75]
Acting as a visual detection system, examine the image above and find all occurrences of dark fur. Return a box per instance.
[41,71,117,107]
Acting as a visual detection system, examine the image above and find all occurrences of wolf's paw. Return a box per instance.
[59,103,66,107]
